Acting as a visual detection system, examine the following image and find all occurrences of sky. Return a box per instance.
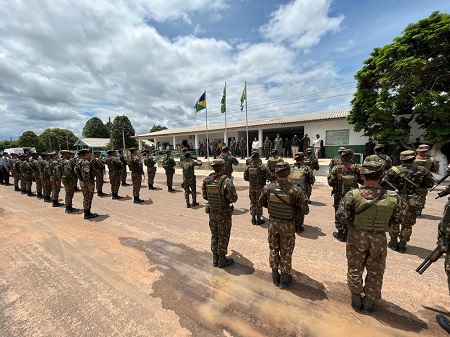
[1,0,449,141]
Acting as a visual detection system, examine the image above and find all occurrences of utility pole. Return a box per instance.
[122,129,126,150]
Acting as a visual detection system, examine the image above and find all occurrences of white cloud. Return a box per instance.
[259,0,344,50]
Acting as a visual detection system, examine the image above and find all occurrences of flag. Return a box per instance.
[240,84,246,111]
[194,91,206,113]
[220,84,226,114]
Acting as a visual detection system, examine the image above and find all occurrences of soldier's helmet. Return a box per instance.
[361,161,383,175]
[305,148,312,154]
[294,152,305,161]
[340,149,354,158]
[338,147,346,153]
[275,162,290,177]
[374,144,384,151]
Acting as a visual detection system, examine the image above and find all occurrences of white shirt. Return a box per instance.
[313,138,322,148]
[252,140,259,149]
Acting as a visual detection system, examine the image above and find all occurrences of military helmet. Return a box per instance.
[275,162,290,177]
[361,161,383,175]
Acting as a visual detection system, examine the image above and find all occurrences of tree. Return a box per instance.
[82,117,110,138]
[0,139,19,150]
[17,131,44,152]
[348,12,450,175]
[38,128,79,152]
[108,115,137,149]
[149,124,168,133]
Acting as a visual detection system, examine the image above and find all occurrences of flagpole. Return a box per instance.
[224,82,227,145]
[245,81,249,157]
[205,90,209,162]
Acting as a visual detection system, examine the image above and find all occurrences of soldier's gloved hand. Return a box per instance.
[436,190,450,199]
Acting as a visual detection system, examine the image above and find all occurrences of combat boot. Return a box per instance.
[296,224,304,234]
[148,184,157,190]
[213,253,219,267]
[65,205,79,213]
[279,273,292,290]
[333,229,347,242]
[14,187,21,191]
[134,196,144,204]
[436,314,450,334]
[192,201,199,207]
[271,268,280,287]
[44,196,52,203]
[388,238,398,251]
[398,241,407,254]
[168,187,175,192]
[351,293,362,313]
[256,216,265,225]
[218,256,234,268]
[186,203,191,208]
[361,296,375,315]
[84,209,99,220]
[97,190,107,197]
[27,190,36,197]
[36,192,43,198]
[122,182,130,186]
[21,189,26,194]
[251,215,257,225]
[52,199,64,207]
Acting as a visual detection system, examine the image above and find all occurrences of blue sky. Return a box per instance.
[0,0,449,141]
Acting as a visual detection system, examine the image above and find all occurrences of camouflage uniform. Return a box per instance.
[119,152,128,185]
[289,160,314,230]
[273,137,283,157]
[244,156,272,224]
[336,183,404,307]
[267,154,284,181]
[61,156,77,209]
[41,157,52,202]
[16,159,25,193]
[239,139,247,159]
[50,158,63,203]
[79,154,97,219]
[437,183,450,294]
[219,152,238,180]
[10,156,20,191]
[211,140,218,159]
[93,155,106,194]
[127,152,144,202]
[385,153,434,251]
[263,139,273,159]
[144,154,157,189]
[305,150,320,172]
[162,152,176,191]
[180,156,202,206]
[365,153,393,171]
[414,150,439,214]
[202,163,238,267]
[229,139,237,157]
[21,157,34,195]
[30,156,43,197]
[106,153,123,198]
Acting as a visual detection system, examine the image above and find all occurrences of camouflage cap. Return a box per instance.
[417,144,430,152]
[271,149,278,154]
[275,162,290,177]
[107,149,115,155]
[340,149,354,157]
[251,150,260,159]
[221,146,230,152]
[400,150,416,161]
[294,152,305,160]
[361,161,383,175]
[49,151,58,156]
[211,159,225,167]
[78,149,91,155]
[374,144,384,150]
[338,147,346,152]
[93,150,101,154]
[305,148,312,153]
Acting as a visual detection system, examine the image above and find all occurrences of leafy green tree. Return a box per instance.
[150,124,168,133]
[0,140,19,150]
[38,128,79,152]
[18,131,45,152]
[348,12,450,174]
[108,115,137,149]
[82,117,110,138]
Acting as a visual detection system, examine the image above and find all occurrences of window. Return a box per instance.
[326,129,349,145]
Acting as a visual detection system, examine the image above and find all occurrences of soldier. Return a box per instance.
[162,150,176,192]
[77,149,99,220]
[219,145,238,180]
[391,139,406,166]
[180,147,189,163]
[267,149,284,181]
[211,139,218,159]
[364,144,393,171]
[284,137,291,158]
[239,136,247,159]
[179,152,202,208]
[365,137,376,157]
[414,144,439,216]
[93,151,107,196]
[74,155,81,192]
[328,149,363,242]
[244,151,272,225]
[30,153,43,198]
[291,135,300,157]
[263,136,273,160]
[328,147,346,175]
[273,134,283,157]
[17,155,26,194]
[10,153,20,191]
[49,152,64,207]
[336,161,404,314]
[301,134,310,153]
[106,150,124,200]
[259,162,309,289]
[127,148,144,204]
[202,159,238,268]
[143,150,158,190]
[60,150,79,213]
[20,154,34,196]
[118,149,129,186]
[385,150,434,253]
[229,138,236,157]
[288,152,314,233]
[40,153,53,202]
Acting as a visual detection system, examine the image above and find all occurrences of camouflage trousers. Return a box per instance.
[268,216,296,274]
[121,166,127,184]
[305,183,312,200]
[63,179,75,206]
[147,167,156,185]
[346,226,387,300]
[334,194,345,230]
[295,212,305,227]
[165,170,174,188]
[23,177,33,191]
[96,169,104,192]
[249,185,264,216]
[82,183,94,210]
[33,172,42,194]
[209,208,233,257]
[390,199,417,243]
[14,173,21,189]
[50,178,61,200]
[20,174,25,190]
[417,187,428,211]
[183,177,197,203]
[110,172,121,194]
[41,176,52,197]
[131,173,142,196]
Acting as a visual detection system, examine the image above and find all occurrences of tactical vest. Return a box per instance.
[288,165,306,191]
[62,159,75,180]
[206,175,228,210]
[268,185,294,220]
[163,157,175,170]
[51,161,63,179]
[74,161,84,181]
[414,157,433,171]
[128,156,142,173]
[182,161,195,179]
[268,157,280,172]
[248,165,264,187]
[22,161,33,179]
[353,190,397,232]
[144,157,155,168]
[336,163,358,195]
[391,165,418,197]
[93,158,105,170]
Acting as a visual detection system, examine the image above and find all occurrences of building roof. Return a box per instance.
[74,138,110,148]
[134,109,350,138]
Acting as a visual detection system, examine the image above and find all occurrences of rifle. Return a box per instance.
[415,246,444,275]
[430,173,450,192]
[380,178,398,192]
[436,190,449,199]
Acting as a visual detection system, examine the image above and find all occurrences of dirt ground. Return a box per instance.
[0,171,449,337]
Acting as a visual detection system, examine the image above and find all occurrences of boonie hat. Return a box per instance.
[340,149,354,157]
[417,144,430,152]
[374,144,384,150]
[294,152,305,160]
[400,150,416,161]
[275,162,290,177]
[338,147,346,152]
[361,161,383,175]
[211,159,225,167]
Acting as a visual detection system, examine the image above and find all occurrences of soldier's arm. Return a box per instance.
[293,187,309,215]
[243,167,249,181]
[336,191,355,229]
[421,169,435,189]
[258,186,269,208]
[390,194,406,229]
[224,178,238,203]
[201,178,208,200]
[327,167,336,187]
[232,158,238,165]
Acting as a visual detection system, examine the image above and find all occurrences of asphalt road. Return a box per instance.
[0,171,448,337]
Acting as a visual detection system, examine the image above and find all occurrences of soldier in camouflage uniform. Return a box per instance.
[229,138,237,157]
[263,136,273,160]
[60,150,79,213]
[305,148,320,172]
[30,153,43,198]
[10,153,21,192]
[385,150,434,253]
[274,134,283,157]
[336,161,404,314]
[328,149,363,242]
[328,147,346,175]
[202,159,238,268]
[20,154,35,196]
[391,140,406,166]
[17,155,26,194]
[143,150,157,190]
[162,150,176,192]
[211,139,218,159]
[259,162,309,289]
[219,146,238,180]
[118,149,130,186]
[289,152,314,233]
[414,144,439,216]
[106,150,124,200]
[267,149,284,181]
[239,137,247,159]
[364,144,393,171]
[127,148,144,204]
[77,149,98,220]
[244,151,272,225]
[179,152,202,207]
[93,151,107,196]
[40,153,53,202]
[49,152,64,207]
